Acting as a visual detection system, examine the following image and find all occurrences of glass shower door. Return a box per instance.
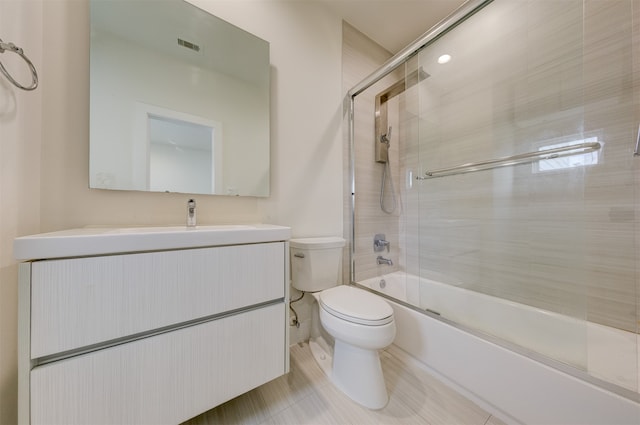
[349,0,638,395]
[405,0,638,394]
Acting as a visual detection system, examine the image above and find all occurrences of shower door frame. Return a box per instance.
[347,0,493,284]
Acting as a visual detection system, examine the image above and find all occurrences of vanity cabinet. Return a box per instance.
[16,226,290,425]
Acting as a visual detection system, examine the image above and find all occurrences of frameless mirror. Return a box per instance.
[89,0,270,196]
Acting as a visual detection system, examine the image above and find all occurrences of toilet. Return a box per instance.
[290,237,396,409]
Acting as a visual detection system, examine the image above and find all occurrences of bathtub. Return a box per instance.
[358,271,640,424]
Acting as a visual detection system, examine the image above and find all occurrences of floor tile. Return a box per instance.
[183,343,498,425]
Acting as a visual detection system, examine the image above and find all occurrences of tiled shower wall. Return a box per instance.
[407,0,639,333]
[346,0,639,335]
[582,0,640,332]
[342,23,404,283]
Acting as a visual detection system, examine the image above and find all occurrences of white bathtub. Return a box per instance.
[359,272,640,424]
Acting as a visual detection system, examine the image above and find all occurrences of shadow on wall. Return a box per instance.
[0,78,17,122]
[0,264,18,425]
[284,102,344,229]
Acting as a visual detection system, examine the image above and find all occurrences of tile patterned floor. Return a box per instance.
[182,343,508,425]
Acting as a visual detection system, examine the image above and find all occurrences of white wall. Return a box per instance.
[36,0,344,235]
[0,2,43,423]
[0,0,344,421]
[188,1,345,238]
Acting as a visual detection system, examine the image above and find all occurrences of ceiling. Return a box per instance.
[316,0,467,54]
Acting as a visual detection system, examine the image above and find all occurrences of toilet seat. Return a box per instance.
[319,285,393,326]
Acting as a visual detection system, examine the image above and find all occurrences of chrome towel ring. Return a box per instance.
[0,38,38,91]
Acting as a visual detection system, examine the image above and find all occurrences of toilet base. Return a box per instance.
[309,337,333,378]
[331,340,389,410]
[309,337,389,409]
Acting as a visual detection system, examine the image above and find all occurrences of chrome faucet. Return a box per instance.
[187,199,196,227]
[373,234,390,252]
[377,256,393,266]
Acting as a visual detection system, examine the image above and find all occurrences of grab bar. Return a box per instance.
[417,141,601,180]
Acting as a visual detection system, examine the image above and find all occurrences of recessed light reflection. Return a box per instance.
[437,54,451,64]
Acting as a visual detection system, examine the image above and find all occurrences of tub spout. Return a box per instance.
[377,256,393,266]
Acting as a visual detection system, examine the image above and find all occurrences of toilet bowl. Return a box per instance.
[318,285,395,409]
[290,237,396,409]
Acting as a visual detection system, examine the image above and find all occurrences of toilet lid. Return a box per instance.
[319,285,393,326]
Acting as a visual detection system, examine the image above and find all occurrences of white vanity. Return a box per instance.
[15,224,291,424]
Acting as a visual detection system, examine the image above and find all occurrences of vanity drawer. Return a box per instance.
[30,242,285,358]
[30,303,286,425]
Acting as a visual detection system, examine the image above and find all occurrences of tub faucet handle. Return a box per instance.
[374,233,390,252]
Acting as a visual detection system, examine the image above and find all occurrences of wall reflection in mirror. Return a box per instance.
[89,0,270,196]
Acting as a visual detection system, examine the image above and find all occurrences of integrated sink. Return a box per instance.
[14,224,291,261]
[95,224,256,234]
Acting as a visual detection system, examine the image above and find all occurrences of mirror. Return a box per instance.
[89,0,270,196]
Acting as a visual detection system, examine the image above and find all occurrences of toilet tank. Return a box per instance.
[290,237,345,292]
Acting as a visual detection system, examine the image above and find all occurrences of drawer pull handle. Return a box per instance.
[294,253,305,258]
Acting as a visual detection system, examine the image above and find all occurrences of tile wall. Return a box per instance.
[350,0,639,336]
[345,1,640,395]
[342,23,404,283]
